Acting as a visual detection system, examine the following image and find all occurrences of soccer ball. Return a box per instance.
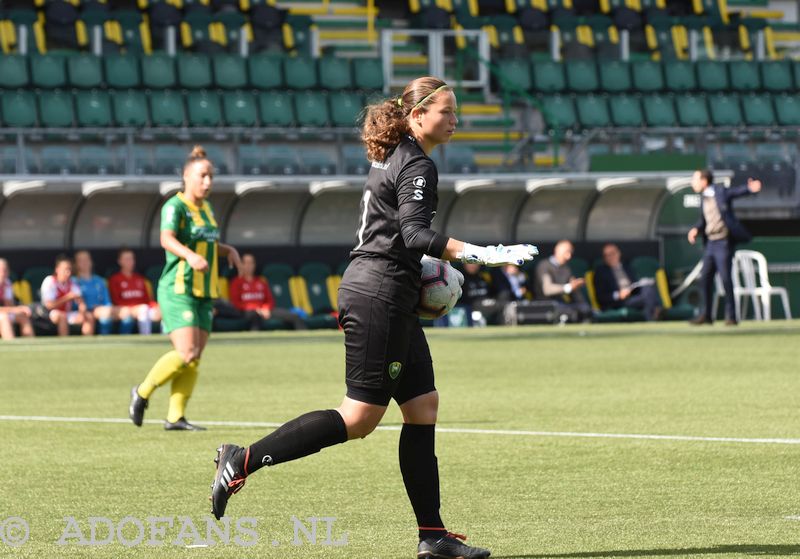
[417,256,464,319]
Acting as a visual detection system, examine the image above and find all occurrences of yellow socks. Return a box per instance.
[167,359,199,423]
[137,350,186,399]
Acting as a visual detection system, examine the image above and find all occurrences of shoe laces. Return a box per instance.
[445,532,467,541]
[228,476,246,494]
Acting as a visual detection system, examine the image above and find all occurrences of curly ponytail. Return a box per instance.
[361,76,450,163]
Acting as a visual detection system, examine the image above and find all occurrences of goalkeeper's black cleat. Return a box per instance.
[210,444,247,520]
[129,385,148,427]
[417,532,491,559]
[164,417,207,431]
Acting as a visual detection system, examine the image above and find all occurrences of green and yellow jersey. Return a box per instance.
[159,192,220,299]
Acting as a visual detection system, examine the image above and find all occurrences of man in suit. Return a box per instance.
[594,243,661,321]
[687,169,761,325]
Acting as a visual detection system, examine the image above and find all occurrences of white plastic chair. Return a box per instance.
[713,250,792,321]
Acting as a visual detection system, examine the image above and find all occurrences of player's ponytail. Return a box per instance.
[361,76,450,163]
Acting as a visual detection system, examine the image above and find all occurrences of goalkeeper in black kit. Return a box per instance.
[210,76,537,559]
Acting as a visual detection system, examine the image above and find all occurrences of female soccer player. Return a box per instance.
[210,78,536,558]
[129,146,242,431]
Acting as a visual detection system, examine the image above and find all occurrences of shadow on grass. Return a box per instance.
[492,544,800,558]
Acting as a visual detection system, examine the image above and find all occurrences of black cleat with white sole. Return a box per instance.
[210,444,247,520]
[417,532,491,559]
[164,417,206,431]
[129,385,148,427]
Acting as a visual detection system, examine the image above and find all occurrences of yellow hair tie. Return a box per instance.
[412,84,449,111]
[397,97,403,107]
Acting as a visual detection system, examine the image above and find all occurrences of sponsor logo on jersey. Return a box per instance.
[412,176,427,188]
[371,161,390,170]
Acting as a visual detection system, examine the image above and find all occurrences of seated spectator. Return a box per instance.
[461,262,504,326]
[594,243,662,321]
[533,240,593,322]
[41,254,95,336]
[493,264,529,302]
[108,248,162,335]
[228,253,307,330]
[0,258,34,340]
[74,250,115,335]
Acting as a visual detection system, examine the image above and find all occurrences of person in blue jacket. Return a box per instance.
[74,250,115,335]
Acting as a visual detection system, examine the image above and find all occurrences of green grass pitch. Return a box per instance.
[1,322,799,558]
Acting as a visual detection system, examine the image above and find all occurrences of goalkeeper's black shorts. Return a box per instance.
[337,287,435,407]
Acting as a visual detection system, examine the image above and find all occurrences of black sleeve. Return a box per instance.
[395,156,449,257]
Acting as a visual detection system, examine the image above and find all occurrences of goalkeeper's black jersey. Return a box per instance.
[340,135,449,312]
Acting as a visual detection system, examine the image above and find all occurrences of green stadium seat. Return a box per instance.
[498,58,532,92]
[343,144,369,174]
[0,147,18,174]
[760,61,793,92]
[40,146,76,174]
[793,60,800,89]
[294,91,329,127]
[642,94,677,127]
[707,93,741,127]
[631,60,664,92]
[329,90,363,128]
[116,145,153,175]
[177,54,213,89]
[103,54,141,88]
[353,57,384,91]
[248,53,283,89]
[186,90,222,126]
[297,262,338,329]
[318,56,352,90]
[774,94,800,126]
[111,89,148,127]
[222,90,257,126]
[39,90,75,127]
[531,60,566,93]
[258,91,294,126]
[663,60,696,92]
[696,60,729,92]
[238,145,264,175]
[67,54,103,88]
[629,256,695,320]
[728,60,760,92]
[284,56,317,89]
[76,90,112,127]
[264,145,300,174]
[0,55,29,88]
[598,60,631,93]
[31,55,67,88]
[609,94,643,127]
[112,9,149,55]
[261,263,297,310]
[675,94,709,127]
[576,95,611,128]
[2,90,38,127]
[153,144,186,175]
[443,145,478,173]
[565,60,598,92]
[24,266,54,301]
[541,95,577,130]
[303,149,337,175]
[203,145,229,175]
[141,54,177,88]
[149,90,186,127]
[741,94,775,126]
[78,146,117,174]
[213,54,247,89]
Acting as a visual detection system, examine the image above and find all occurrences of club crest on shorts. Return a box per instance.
[182,310,194,322]
[412,176,426,188]
[388,361,403,379]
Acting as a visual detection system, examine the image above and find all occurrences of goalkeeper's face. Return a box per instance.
[184,159,214,201]
[413,90,458,148]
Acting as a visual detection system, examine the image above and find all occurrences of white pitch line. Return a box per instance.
[1,415,799,445]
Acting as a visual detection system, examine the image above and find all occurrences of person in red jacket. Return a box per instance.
[228,253,306,330]
[109,248,162,335]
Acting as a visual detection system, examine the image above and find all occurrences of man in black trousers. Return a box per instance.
[687,169,761,325]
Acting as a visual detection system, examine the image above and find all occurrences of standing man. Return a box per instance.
[687,169,761,325]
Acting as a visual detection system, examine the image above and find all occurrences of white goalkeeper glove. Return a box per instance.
[459,243,539,267]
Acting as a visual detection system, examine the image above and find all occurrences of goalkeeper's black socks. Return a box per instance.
[245,409,348,474]
[399,423,446,541]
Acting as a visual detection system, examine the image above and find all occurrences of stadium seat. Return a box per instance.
[297,262,338,329]
[263,145,300,174]
[31,54,68,88]
[67,54,103,88]
[104,54,141,88]
[343,144,369,175]
[177,53,213,89]
[77,146,117,174]
[675,94,709,127]
[443,145,478,173]
[0,147,18,174]
[213,53,247,89]
[707,93,742,127]
[111,9,151,55]
[0,55,29,88]
[145,265,163,294]
[302,149,337,175]
[186,90,222,126]
[39,90,75,127]
[541,95,577,130]
[284,55,318,89]
[642,94,677,127]
[222,90,257,126]
[498,58,532,92]
[576,95,611,128]
[760,61,793,92]
[741,94,775,127]
[238,145,265,174]
[40,146,77,175]
[629,256,695,320]
[247,53,283,89]
[631,60,664,92]
[294,91,329,127]
[728,60,760,92]
[149,90,186,127]
[353,57,384,91]
[696,60,729,92]
[76,90,112,127]
[531,59,566,93]
[261,263,298,311]
[2,90,38,127]
[663,60,696,92]
[117,145,153,175]
[318,56,352,90]
[111,89,149,127]
[141,53,177,88]
[609,94,643,127]
[153,144,186,175]
[598,60,631,92]
[774,94,800,126]
[329,91,363,128]
[565,59,599,92]
[257,91,295,127]
[23,267,53,301]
